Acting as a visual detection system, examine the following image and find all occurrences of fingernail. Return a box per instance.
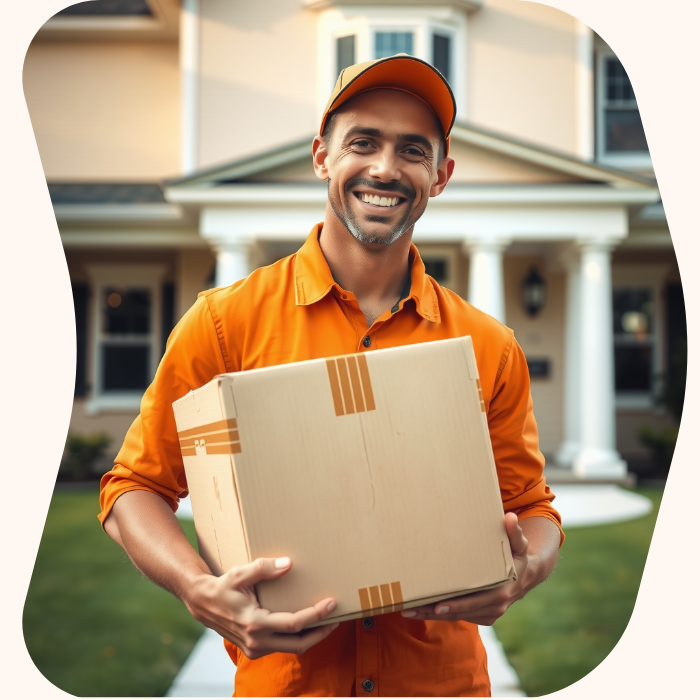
[327,601,337,613]
[274,557,291,569]
[401,611,417,618]
[437,606,449,614]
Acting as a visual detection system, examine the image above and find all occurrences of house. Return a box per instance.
[25,0,682,479]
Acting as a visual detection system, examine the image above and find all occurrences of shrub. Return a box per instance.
[59,432,112,482]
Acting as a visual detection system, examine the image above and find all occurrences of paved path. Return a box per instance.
[168,485,652,697]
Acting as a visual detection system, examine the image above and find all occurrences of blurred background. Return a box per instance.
[23,0,682,696]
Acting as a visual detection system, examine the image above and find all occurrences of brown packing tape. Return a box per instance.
[346,356,366,413]
[368,585,381,609]
[379,583,392,608]
[177,417,238,440]
[179,429,239,448]
[206,442,242,455]
[336,358,355,414]
[325,359,345,416]
[180,447,197,457]
[358,587,371,612]
[356,354,376,411]
[391,581,404,611]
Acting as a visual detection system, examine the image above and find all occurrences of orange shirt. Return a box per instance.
[100,223,562,697]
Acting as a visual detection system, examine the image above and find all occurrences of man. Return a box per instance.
[100,55,562,697]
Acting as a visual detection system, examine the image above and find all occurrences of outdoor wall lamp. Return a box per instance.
[522,266,547,317]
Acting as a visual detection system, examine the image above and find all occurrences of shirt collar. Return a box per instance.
[294,223,441,323]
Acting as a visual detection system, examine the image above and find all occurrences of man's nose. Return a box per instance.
[367,145,402,182]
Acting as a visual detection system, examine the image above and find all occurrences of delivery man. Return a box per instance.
[99,54,563,697]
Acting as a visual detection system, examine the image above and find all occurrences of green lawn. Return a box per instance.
[23,485,206,697]
[493,486,664,697]
[24,484,663,697]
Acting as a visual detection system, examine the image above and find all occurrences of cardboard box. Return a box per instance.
[172,336,515,625]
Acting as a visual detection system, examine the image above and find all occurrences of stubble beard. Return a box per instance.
[327,177,422,246]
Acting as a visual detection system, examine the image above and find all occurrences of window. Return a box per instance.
[418,245,460,293]
[375,32,414,58]
[85,264,167,414]
[432,33,451,82]
[613,288,654,393]
[596,51,651,168]
[337,35,356,77]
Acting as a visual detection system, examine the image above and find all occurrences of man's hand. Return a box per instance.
[184,557,339,659]
[104,491,338,660]
[400,514,560,625]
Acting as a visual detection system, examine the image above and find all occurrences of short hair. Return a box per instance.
[321,106,447,164]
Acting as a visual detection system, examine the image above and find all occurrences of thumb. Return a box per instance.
[227,556,293,589]
[504,513,529,558]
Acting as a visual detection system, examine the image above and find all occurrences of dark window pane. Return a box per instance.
[102,345,150,391]
[161,283,175,355]
[375,32,413,59]
[605,109,649,152]
[614,346,652,392]
[432,34,451,82]
[613,288,654,337]
[103,288,151,335]
[72,284,89,397]
[424,259,448,283]
[337,35,356,76]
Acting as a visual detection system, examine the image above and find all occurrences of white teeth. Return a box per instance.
[360,193,399,207]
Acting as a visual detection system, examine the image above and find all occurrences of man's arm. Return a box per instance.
[104,490,339,659]
[401,514,559,624]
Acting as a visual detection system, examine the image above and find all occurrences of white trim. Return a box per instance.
[180,0,200,175]
[304,0,482,10]
[575,20,594,161]
[595,46,652,170]
[53,203,184,222]
[84,264,167,416]
[60,229,207,249]
[166,182,658,206]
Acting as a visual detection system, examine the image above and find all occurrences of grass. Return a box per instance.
[493,486,664,697]
[24,484,664,697]
[23,484,206,697]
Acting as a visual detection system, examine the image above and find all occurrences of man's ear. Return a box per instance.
[430,156,455,197]
[312,136,330,181]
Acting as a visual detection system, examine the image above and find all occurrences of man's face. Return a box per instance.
[316,89,452,246]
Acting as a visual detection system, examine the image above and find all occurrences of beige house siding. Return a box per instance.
[503,256,565,457]
[198,0,318,169]
[469,0,578,156]
[23,40,180,181]
[176,248,216,320]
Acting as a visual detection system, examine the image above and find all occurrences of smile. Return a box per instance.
[355,192,404,208]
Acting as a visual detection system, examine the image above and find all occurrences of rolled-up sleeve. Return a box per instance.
[98,295,229,526]
[487,337,564,545]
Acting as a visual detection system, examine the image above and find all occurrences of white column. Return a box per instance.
[573,240,627,478]
[180,0,200,175]
[575,20,594,161]
[463,239,510,324]
[214,242,250,288]
[555,249,582,467]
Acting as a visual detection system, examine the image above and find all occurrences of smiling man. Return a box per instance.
[99,55,562,697]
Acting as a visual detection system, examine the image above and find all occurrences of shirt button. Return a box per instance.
[341,294,348,299]
[362,679,375,693]
[363,336,371,347]
[362,617,373,628]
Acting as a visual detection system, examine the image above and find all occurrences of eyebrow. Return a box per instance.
[343,127,435,154]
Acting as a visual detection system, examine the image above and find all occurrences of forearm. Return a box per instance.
[104,490,211,605]
[518,515,560,592]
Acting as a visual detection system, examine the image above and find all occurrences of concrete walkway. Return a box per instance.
[168,484,653,697]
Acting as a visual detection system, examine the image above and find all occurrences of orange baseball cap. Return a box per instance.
[320,54,456,155]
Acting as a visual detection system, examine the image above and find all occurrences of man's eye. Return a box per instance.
[352,140,372,148]
[404,147,425,157]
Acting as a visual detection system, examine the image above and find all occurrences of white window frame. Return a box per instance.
[595,47,652,170]
[612,265,668,410]
[85,264,167,415]
[316,6,467,123]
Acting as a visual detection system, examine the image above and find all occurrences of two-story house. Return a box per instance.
[25,0,681,479]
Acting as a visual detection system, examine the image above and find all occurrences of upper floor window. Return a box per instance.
[596,51,651,170]
[432,34,451,82]
[375,32,414,58]
[337,35,356,76]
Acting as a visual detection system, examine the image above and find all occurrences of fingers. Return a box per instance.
[226,556,293,588]
[253,598,338,634]
[504,512,529,558]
